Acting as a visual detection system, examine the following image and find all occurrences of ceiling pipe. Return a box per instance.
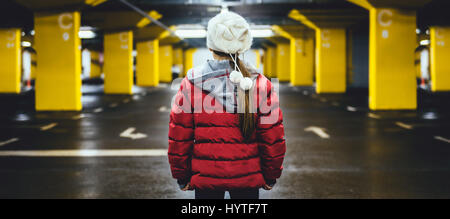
[117,0,177,37]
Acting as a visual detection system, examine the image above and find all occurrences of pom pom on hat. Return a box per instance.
[239,77,253,91]
[207,11,253,54]
[229,70,244,83]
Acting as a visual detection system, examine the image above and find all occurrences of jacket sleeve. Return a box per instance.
[257,78,287,181]
[168,77,194,181]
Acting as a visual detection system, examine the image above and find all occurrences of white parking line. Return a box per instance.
[304,126,330,139]
[158,106,170,113]
[347,106,357,112]
[0,138,19,147]
[40,123,58,131]
[368,113,381,119]
[94,108,103,113]
[0,149,168,157]
[435,136,450,144]
[72,114,86,120]
[395,122,413,130]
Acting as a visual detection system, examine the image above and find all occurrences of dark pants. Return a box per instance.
[195,189,259,199]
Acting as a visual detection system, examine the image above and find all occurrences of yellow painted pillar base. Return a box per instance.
[276,43,290,82]
[430,27,450,92]
[316,28,347,93]
[34,12,82,111]
[104,31,133,94]
[183,48,196,77]
[90,51,102,78]
[136,40,159,86]
[369,8,417,110]
[0,28,21,93]
[290,37,314,86]
[159,45,173,83]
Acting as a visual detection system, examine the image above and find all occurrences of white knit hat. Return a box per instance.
[206,11,253,54]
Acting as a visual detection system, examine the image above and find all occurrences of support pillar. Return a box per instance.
[316,28,347,93]
[159,45,173,83]
[183,48,196,76]
[136,39,159,86]
[90,51,102,78]
[290,37,315,86]
[0,28,21,93]
[368,8,417,109]
[276,43,290,82]
[34,12,82,111]
[430,26,450,92]
[104,31,133,94]
[173,47,183,77]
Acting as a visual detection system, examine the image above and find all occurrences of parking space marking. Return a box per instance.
[159,106,170,113]
[368,113,381,119]
[435,136,450,144]
[94,108,103,113]
[0,138,19,147]
[72,114,86,120]
[395,122,413,130]
[0,149,168,157]
[40,123,58,131]
[347,106,357,112]
[304,126,330,139]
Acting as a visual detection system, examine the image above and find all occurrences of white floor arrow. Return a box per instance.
[120,127,147,140]
[304,126,330,139]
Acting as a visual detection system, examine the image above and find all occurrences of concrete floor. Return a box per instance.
[0,82,449,198]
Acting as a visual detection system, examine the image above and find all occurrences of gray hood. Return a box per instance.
[187,59,260,113]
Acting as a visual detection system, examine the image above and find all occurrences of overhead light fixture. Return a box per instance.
[175,24,206,38]
[175,29,207,38]
[251,29,274,38]
[79,26,97,39]
[21,41,31,47]
[420,40,430,45]
[251,25,275,38]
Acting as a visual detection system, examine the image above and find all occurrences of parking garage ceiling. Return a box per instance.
[1,0,450,49]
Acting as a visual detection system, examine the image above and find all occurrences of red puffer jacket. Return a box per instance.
[168,73,286,191]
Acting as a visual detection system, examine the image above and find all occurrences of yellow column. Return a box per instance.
[183,48,196,76]
[369,8,417,110]
[173,47,183,75]
[430,26,450,92]
[0,28,21,93]
[290,37,314,86]
[104,31,133,94]
[276,43,290,82]
[270,47,277,78]
[254,49,261,69]
[316,28,347,93]
[34,12,82,111]
[159,45,173,82]
[136,39,159,86]
[264,47,274,78]
[263,48,269,77]
[90,51,102,78]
